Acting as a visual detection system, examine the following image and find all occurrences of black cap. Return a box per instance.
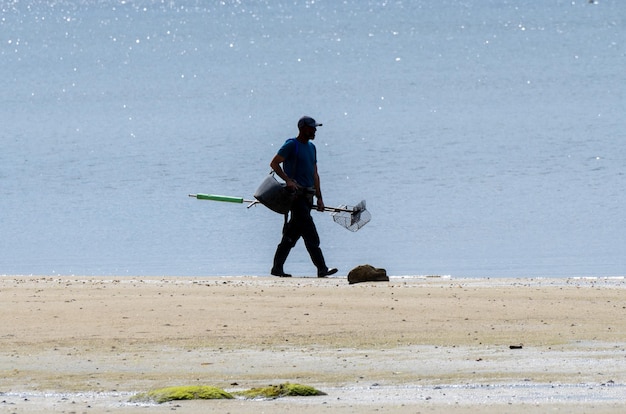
[298,116,323,129]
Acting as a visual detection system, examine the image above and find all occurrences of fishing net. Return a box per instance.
[329,200,370,232]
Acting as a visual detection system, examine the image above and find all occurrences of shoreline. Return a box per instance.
[2,276,626,413]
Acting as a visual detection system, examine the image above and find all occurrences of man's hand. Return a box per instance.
[316,198,325,212]
[285,178,298,191]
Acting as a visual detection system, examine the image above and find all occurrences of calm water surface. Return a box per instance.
[1,1,624,277]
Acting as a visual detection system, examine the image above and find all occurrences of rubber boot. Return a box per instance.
[271,242,292,277]
[307,246,331,277]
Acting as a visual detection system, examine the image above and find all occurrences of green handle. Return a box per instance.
[194,193,244,203]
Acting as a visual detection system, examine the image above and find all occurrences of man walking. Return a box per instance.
[269,116,338,278]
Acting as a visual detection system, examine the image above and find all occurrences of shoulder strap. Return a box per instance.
[283,138,300,221]
[288,138,299,179]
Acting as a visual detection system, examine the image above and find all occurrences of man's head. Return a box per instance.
[297,116,322,140]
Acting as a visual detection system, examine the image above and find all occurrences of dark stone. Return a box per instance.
[347,264,389,285]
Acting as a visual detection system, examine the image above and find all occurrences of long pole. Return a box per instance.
[189,193,357,213]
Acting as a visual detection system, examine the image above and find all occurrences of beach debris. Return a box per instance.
[129,385,233,403]
[234,383,326,399]
[509,344,523,349]
[348,264,389,284]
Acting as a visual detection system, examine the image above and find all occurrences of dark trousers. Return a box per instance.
[272,195,328,274]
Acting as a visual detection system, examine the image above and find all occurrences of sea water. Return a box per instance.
[1,0,624,277]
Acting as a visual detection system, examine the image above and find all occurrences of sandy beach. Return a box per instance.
[1,275,626,413]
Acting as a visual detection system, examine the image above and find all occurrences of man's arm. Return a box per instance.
[270,154,298,190]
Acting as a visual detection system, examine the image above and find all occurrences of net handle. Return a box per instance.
[320,205,355,213]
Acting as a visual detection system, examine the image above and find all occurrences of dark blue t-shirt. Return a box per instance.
[277,138,317,188]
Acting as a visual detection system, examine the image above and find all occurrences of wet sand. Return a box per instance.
[1,275,626,413]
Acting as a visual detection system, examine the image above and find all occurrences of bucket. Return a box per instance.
[253,174,294,214]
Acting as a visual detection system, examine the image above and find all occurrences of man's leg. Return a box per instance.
[271,239,294,277]
[295,200,337,277]
[271,204,303,277]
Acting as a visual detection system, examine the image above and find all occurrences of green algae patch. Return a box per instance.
[130,385,233,404]
[234,383,326,399]
[130,383,325,404]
